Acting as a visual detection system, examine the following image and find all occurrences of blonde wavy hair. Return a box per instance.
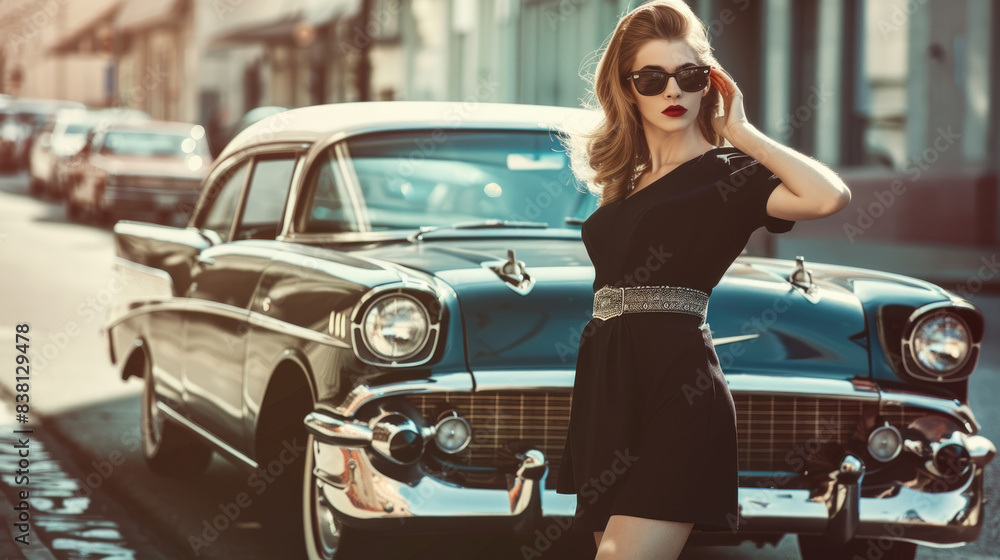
[558,0,724,207]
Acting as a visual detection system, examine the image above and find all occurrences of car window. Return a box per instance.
[301,130,598,232]
[201,161,250,242]
[64,123,90,135]
[100,131,191,157]
[234,156,297,240]
[300,150,360,233]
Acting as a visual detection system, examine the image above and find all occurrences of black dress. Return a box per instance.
[554,147,796,534]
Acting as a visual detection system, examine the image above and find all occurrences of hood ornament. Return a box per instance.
[486,249,534,295]
[789,255,818,292]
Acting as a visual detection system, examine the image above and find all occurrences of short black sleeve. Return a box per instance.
[723,154,795,234]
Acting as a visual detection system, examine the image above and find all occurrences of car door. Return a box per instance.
[183,151,301,450]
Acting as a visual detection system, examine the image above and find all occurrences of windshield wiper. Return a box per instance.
[407,219,548,242]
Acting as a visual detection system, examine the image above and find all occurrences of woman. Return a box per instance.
[553,1,851,558]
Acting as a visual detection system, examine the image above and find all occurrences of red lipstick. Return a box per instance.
[662,105,687,117]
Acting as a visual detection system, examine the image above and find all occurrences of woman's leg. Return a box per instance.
[594,531,604,549]
[594,515,693,560]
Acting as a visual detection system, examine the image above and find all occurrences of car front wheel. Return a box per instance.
[303,433,359,560]
[797,535,917,560]
[140,367,214,476]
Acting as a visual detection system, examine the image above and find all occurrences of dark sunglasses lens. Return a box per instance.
[676,69,708,91]
[634,73,666,95]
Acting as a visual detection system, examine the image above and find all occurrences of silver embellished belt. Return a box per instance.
[593,284,709,322]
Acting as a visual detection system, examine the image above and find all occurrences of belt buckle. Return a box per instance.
[593,285,625,320]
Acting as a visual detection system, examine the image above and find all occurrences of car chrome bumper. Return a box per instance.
[308,419,989,546]
[735,467,985,546]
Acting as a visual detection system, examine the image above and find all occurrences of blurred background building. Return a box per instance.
[2,0,999,278]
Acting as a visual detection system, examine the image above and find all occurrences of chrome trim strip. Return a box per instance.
[878,390,979,432]
[103,298,249,331]
[278,154,307,238]
[304,410,372,446]
[103,297,349,349]
[326,372,975,429]
[712,333,760,345]
[281,229,585,245]
[334,142,370,232]
[724,374,880,400]
[156,401,258,469]
[323,372,475,418]
[326,372,891,418]
[247,310,350,349]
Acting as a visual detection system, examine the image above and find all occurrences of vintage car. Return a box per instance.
[29,107,90,196]
[33,107,151,199]
[105,101,995,560]
[66,119,211,225]
[0,97,86,172]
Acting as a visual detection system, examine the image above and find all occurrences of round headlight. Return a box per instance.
[867,423,902,462]
[434,413,471,454]
[911,313,970,374]
[362,294,430,360]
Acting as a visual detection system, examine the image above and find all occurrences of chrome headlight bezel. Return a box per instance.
[899,302,980,383]
[867,422,903,462]
[348,283,444,367]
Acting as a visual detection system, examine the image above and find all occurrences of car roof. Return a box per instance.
[219,100,602,160]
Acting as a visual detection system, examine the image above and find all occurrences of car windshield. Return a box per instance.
[64,123,90,134]
[100,131,204,157]
[302,129,597,233]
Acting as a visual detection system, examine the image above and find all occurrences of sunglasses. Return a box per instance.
[624,65,712,96]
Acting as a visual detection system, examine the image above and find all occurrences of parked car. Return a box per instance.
[29,107,89,196]
[105,101,995,560]
[0,107,26,173]
[2,97,86,172]
[66,119,211,224]
[46,108,151,199]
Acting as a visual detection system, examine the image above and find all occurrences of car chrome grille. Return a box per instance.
[406,392,868,488]
[405,391,571,490]
[734,394,866,471]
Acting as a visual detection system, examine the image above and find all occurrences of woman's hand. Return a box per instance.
[709,66,751,144]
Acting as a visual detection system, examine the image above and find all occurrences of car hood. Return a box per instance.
[349,238,891,380]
